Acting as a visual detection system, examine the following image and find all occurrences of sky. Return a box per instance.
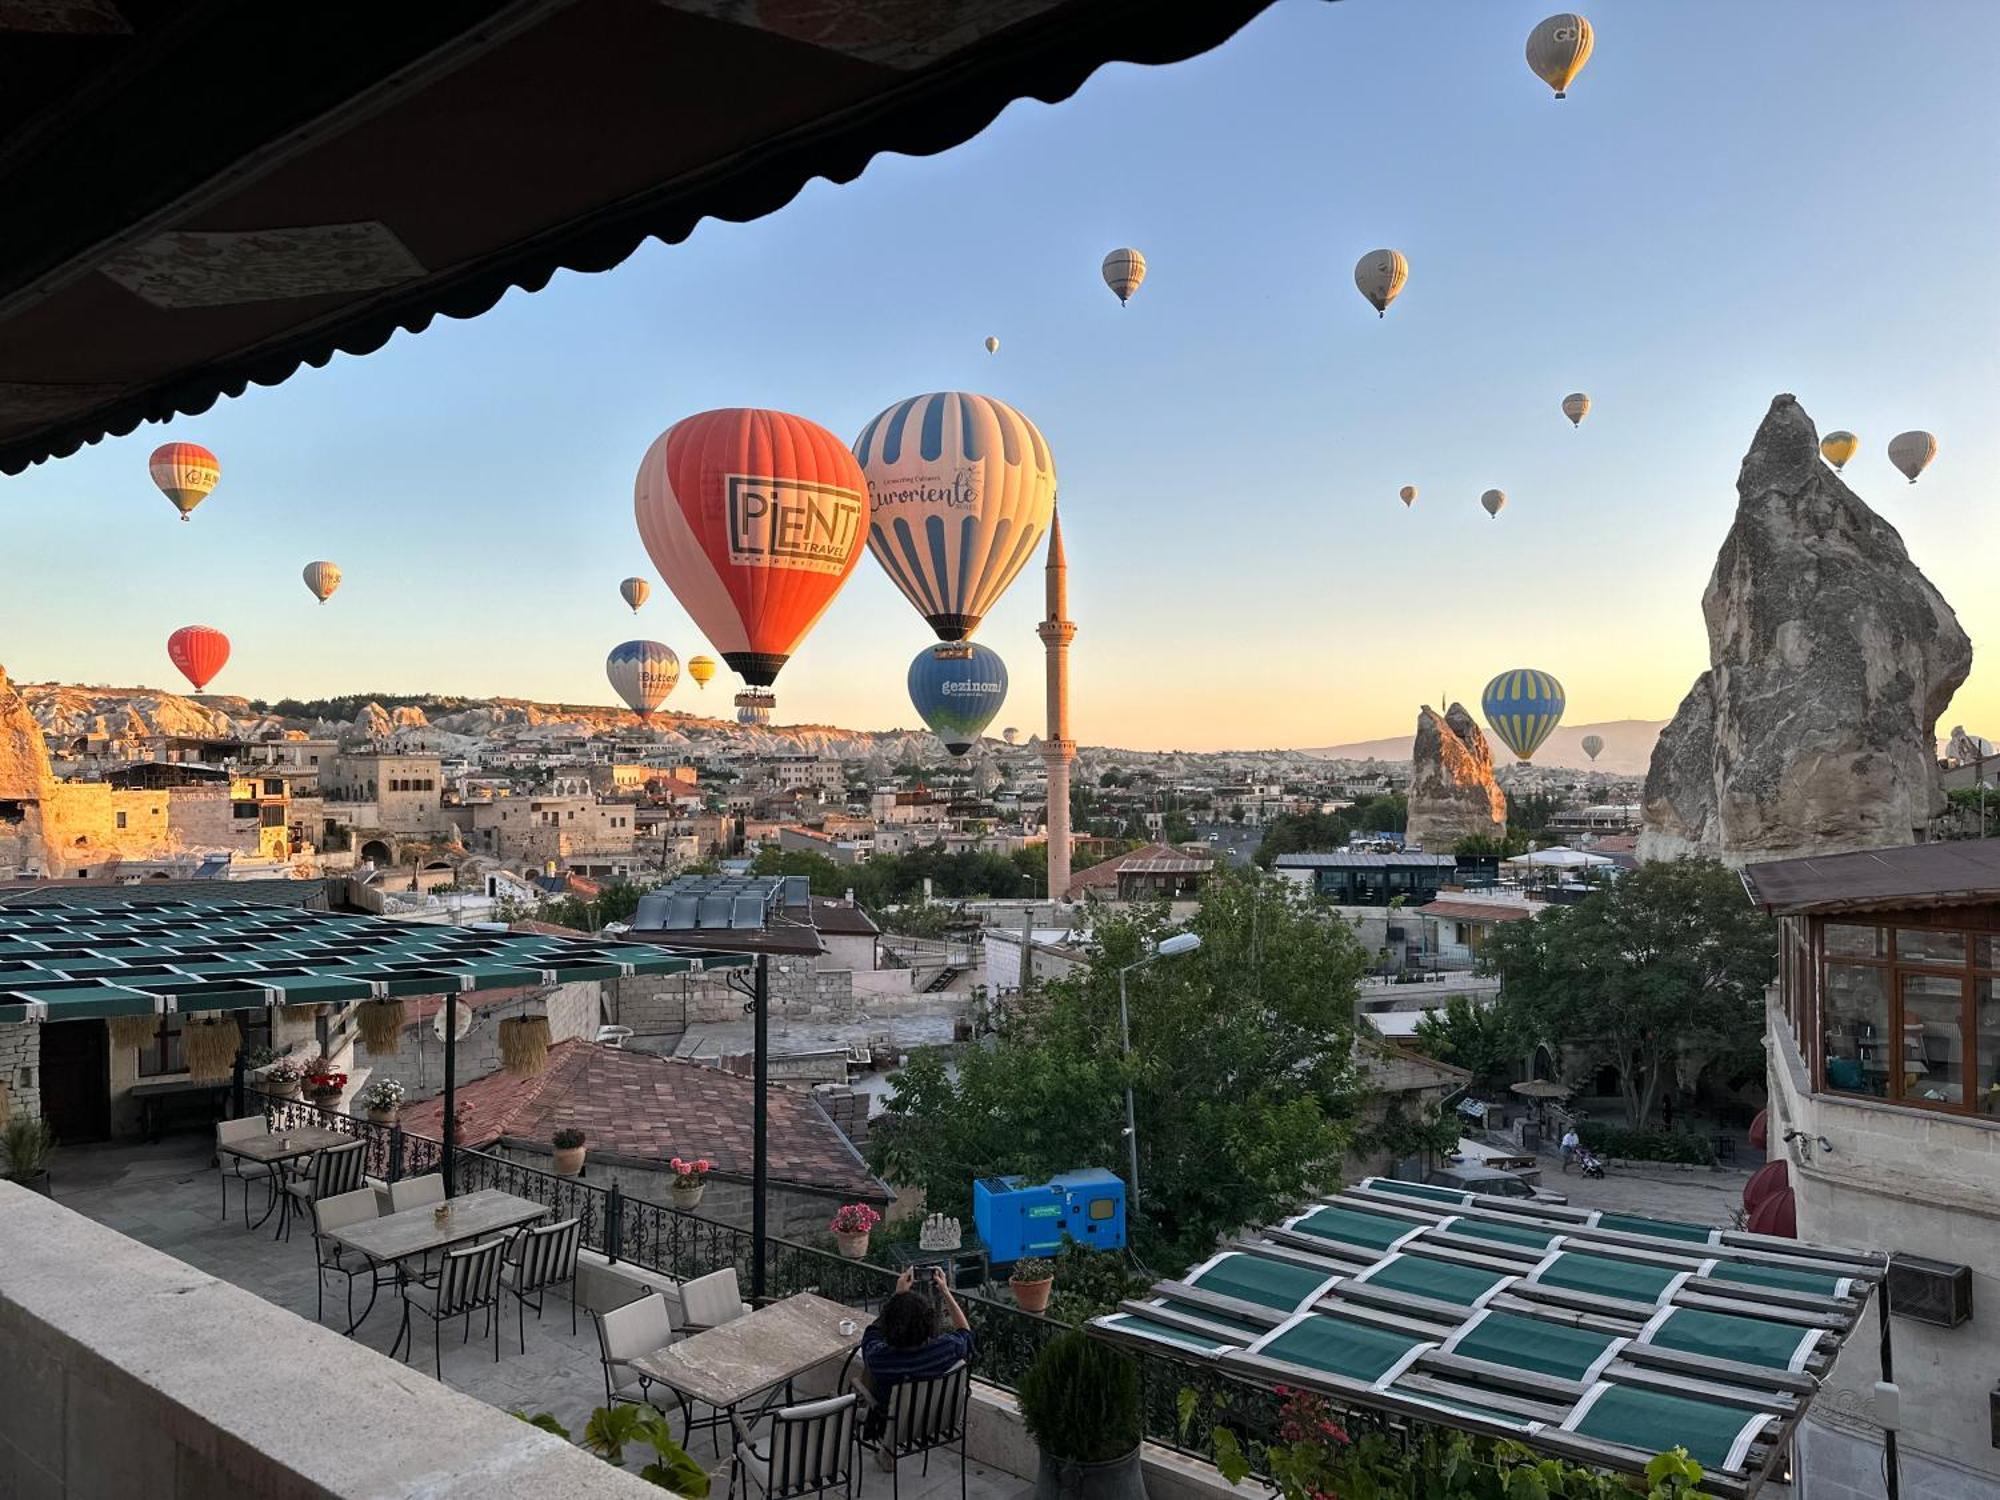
[4,0,1997,753]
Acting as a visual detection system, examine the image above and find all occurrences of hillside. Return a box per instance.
[1302,719,1665,776]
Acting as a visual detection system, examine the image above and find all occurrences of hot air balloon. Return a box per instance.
[1562,392,1591,427]
[687,655,717,691]
[1481,489,1507,519]
[1820,431,1859,472]
[984,336,1000,355]
[1581,733,1604,762]
[735,690,774,727]
[634,408,869,688]
[620,577,651,613]
[1526,13,1594,98]
[854,392,1057,642]
[1482,669,1566,763]
[167,626,229,692]
[1102,248,1146,306]
[149,442,220,522]
[1888,431,1937,485]
[1003,727,1020,746]
[301,560,341,604]
[1399,485,1418,507]
[606,640,680,717]
[1354,249,1408,317]
[908,642,1008,757]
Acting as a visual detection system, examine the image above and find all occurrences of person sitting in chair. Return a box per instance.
[855,1266,974,1468]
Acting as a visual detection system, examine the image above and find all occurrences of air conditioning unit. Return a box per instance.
[1887,1254,1973,1328]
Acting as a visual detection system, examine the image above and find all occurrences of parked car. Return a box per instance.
[1427,1163,1568,1207]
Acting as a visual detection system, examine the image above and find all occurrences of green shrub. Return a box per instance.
[1576,1122,1716,1166]
[1017,1331,1142,1462]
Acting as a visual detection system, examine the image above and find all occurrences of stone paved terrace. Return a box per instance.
[44,1137,1032,1500]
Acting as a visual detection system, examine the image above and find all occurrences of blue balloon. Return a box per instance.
[1480,668,1565,763]
[907,643,1008,756]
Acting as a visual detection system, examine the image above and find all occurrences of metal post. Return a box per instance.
[606,1183,624,1264]
[230,1048,246,1120]
[1119,965,1141,1222]
[442,989,459,1198]
[1880,1270,1900,1500]
[752,953,769,1301]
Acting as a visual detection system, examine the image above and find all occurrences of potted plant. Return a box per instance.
[301,1057,347,1108]
[829,1202,880,1259]
[2,1115,56,1197]
[552,1127,587,1176]
[668,1155,712,1210]
[1018,1330,1147,1500]
[359,1077,405,1125]
[262,1056,305,1100]
[1009,1256,1056,1314]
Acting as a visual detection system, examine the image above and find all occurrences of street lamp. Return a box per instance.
[1117,930,1202,1223]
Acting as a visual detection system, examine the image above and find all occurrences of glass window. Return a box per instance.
[1822,964,1889,1096]
[1977,980,2000,1118]
[1896,928,1966,964]
[1976,936,2000,970]
[1824,924,1885,958]
[1900,974,1966,1106]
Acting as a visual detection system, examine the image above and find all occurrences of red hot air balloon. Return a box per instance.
[634,408,868,687]
[167,626,230,691]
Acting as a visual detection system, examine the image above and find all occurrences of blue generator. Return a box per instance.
[974,1168,1127,1263]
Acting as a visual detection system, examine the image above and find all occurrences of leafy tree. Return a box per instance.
[1253,796,1407,867]
[1411,994,1524,1089]
[1484,858,1774,1127]
[1504,788,1567,839]
[748,847,848,894]
[1161,811,1195,844]
[867,873,1368,1266]
[1454,830,1531,858]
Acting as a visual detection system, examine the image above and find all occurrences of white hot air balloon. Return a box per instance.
[1399,485,1418,507]
[619,577,650,613]
[984,336,1000,355]
[1482,489,1507,519]
[606,640,680,717]
[1887,430,1937,485]
[1562,392,1591,428]
[1526,13,1595,99]
[301,560,341,604]
[1102,248,1146,306]
[1354,249,1409,317]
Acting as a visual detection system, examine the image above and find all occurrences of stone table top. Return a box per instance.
[219,1126,352,1164]
[630,1292,865,1409]
[330,1188,548,1262]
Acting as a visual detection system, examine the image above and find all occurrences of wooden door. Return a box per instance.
[38,1019,109,1144]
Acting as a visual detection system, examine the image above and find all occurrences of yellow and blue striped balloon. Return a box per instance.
[1481,669,1566,763]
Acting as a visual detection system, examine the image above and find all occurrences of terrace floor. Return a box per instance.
[46,1137,1031,1499]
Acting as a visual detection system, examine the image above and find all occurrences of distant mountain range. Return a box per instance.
[1302,719,1665,777]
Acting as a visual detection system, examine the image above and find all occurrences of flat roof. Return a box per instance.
[1740,838,2000,915]
[1274,852,1460,869]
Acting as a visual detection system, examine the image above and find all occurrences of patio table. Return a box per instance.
[217,1126,353,1240]
[628,1291,865,1442]
[328,1187,549,1339]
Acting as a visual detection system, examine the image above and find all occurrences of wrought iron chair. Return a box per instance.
[396,1237,505,1379]
[593,1291,693,1429]
[387,1172,446,1212]
[283,1138,367,1240]
[215,1115,272,1225]
[501,1215,583,1351]
[679,1266,752,1334]
[729,1393,859,1500]
[855,1362,970,1500]
[305,1187,388,1327]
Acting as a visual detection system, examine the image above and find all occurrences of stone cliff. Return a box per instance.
[1406,702,1506,850]
[1640,394,1972,865]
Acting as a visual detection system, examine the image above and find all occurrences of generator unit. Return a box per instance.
[973,1168,1127,1263]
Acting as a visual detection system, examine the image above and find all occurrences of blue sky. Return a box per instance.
[5,0,1996,751]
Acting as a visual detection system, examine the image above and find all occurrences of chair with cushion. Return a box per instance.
[388,1172,446,1212]
[730,1393,859,1500]
[856,1362,970,1500]
[216,1116,273,1226]
[501,1216,583,1351]
[679,1266,751,1334]
[594,1292,689,1427]
[397,1237,505,1379]
[284,1138,367,1239]
[307,1187,384,1328]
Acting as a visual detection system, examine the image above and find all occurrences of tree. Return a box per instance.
[1411,995,1524,1090]
[1483,858,1774,1127]
[867,873,1369,1266]
[1253,796,1408,867]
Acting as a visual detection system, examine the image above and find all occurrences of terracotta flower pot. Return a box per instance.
[552,1145,586,1176]
[672,1183,705,1211]
[835,1229,871,1260]
[1010,1275,1055,1314]
[268,1080,301,1100]
[304,1089,341,1109]
[366,1106,399,1126]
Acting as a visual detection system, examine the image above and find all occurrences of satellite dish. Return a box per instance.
[433,1002,473,1042]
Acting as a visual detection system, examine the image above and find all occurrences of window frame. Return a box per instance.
[137,1010,272,1079]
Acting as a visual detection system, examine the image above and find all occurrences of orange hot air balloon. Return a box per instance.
[167,626,230,691]
[634,408,868,687]
[149,442,220,521]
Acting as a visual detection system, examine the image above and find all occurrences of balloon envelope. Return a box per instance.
[1820,431,1859,471]
[167,626,229,692]
[634,408,869,687]
[1526,13,1594,97]
[1581,733,1604,761]
[1482,669,1566,763]
[149,442,219,521]
[1102,247,1146,305]
[1354,249,1409,316]
[687,655,717,690]
[620,577,650,612]
[1481,489,1507,518]
[607,640,680,717]
[302,560,341,603]
[735,690,773,727]
[854,391,1057,642]
[1399,485,1418,507]
[1887,430,1937,484]
[984,336,1000,354]
[908,643,1008,756]
[1562,392,1591,427]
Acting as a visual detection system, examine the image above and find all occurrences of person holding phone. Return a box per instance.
[854,1266,975,1467]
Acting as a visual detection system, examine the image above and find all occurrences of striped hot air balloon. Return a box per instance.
[634,408,869,687]
[149,442,220,521]
[620,577,650,613]
[1481,669,1566,763]
[853,391,1056,642]
[735,690,774,727]
[1102,248,1146,305]
[908,642,1008,757]
[302,560,341,604]
[687,655,717,690]
[167,626,230,692]
[1820,431,1859,472]
[606,640,680,717]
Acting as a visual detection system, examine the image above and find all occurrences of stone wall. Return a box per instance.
[0,1021,40,1122]
[357,982,602,1101]
[608,966,857,1040]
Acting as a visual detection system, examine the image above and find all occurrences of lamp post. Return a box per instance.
[1116,931,1202,1225]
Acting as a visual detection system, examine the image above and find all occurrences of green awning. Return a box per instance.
[1385,1381,1537,1430]
[1440,1214,1565,1251]
[1597,1212,1721,1246]
[1287,1204,1425,1254]
[1094,1313,1240,1356]
[1352,1253,1512,1309]
[1153,1297,1272,1339]
[1640,1307,1822,1373]
[1564,1383,1774,1473]
[1187,1252,1339,1314]
[1361,1177,1471,1206]
[1531,1252,1689,1308]
[1246,1312,1432,1386]
[1705,1260,1856,1299]
[1442,1309,1624,1382]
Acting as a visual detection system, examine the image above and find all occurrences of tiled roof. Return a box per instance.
[1417,900,1538,923]
[1065,842,1214,898]
[399,1040,886,1202]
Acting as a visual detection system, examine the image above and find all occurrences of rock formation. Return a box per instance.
[0,665,57,876]
[1640,394,1971,865]
[1406,702,1506,850]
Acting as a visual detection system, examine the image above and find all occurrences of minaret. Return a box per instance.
[1038,508,1076,902]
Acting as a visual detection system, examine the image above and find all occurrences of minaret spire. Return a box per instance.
[1038,507,1076,903]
